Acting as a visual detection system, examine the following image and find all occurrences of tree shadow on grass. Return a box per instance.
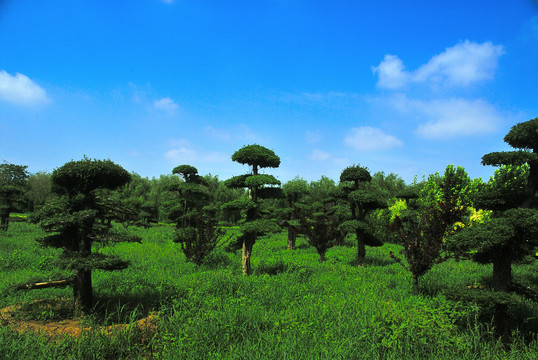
[347,255,396,267]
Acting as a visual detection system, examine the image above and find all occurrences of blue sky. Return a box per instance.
[1,0,537,184]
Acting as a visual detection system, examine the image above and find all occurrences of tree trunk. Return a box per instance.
[287,226,296,250]
[492,251,512,343]
[0,209,10,231]
[412,274,419,295]
[73,269,93,315]
[242,233,255,276]
[319,251,326,262]
[356,230,366,262]
[493,252,512,292]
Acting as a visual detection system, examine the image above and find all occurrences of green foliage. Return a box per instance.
[0,162,29,231]
[51,157,131,195]
[340,164,372,183]
[26,158,138,314]
[391,204,448,294]
[231,144,280,169]
[503,117,538,150]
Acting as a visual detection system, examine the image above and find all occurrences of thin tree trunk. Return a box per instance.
[287,226,296,250]
[242,233,254,276]
[319,252,326,262]
[356,230,366,262]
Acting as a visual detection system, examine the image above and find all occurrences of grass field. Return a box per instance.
[1,221,537,359]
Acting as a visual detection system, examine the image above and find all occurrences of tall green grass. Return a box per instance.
[1,222,536,359]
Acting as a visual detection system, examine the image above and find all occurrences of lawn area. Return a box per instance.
[1,222,537,359]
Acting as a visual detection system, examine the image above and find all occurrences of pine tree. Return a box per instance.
[26,158,140,314]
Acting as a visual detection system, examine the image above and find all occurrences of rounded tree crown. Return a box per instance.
[173,164,200,183]
[504,117,538,151]
[52,158,131,194]
[340,165,371,183]
[231,144,280,169]
[173,164,198,177]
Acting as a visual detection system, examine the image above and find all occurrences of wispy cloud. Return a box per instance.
[373,41,504,89]
[309,149,331,161]
[165,138,227,164]
[389,95,503,139]
[0,70,49,106]
[344,127,403,152]
[153,97,179,114]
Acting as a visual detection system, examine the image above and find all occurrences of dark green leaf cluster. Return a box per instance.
[340,165,371,183]
[231,144,280,169]
[52,157,131,195]
[447,208,538,264]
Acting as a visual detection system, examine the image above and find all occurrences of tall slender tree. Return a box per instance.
[223,144,282,275]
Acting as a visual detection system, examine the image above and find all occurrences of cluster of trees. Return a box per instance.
[2,118,536,339]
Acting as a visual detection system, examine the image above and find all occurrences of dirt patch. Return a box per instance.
[0,299,158,340]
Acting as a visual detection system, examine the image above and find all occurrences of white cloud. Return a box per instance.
[0,70,49,105]
[309,149,331,161]
[373,41,504,89]
[153,97,179,113]
[344,127,403,152]
[413,98,503,138]
[165,139,228,164]
[371,55,409,90]
[387,95,503,138]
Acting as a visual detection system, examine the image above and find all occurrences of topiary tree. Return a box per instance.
[447,118,538,340]
[338,165,388,262]
[0,162,29,231]
[25,158,140,315]
[169,165,224,265]
[282,177,309,250]
[223,144,282,275]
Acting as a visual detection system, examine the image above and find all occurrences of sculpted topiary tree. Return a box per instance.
[450,119,538,291]
[0,162,29,231]
[169,165,224,265]
[25,158,140,315]
[447,118,538,340]
[338,165,387,262]
[223,144,281,275]
[282,177,309,250]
